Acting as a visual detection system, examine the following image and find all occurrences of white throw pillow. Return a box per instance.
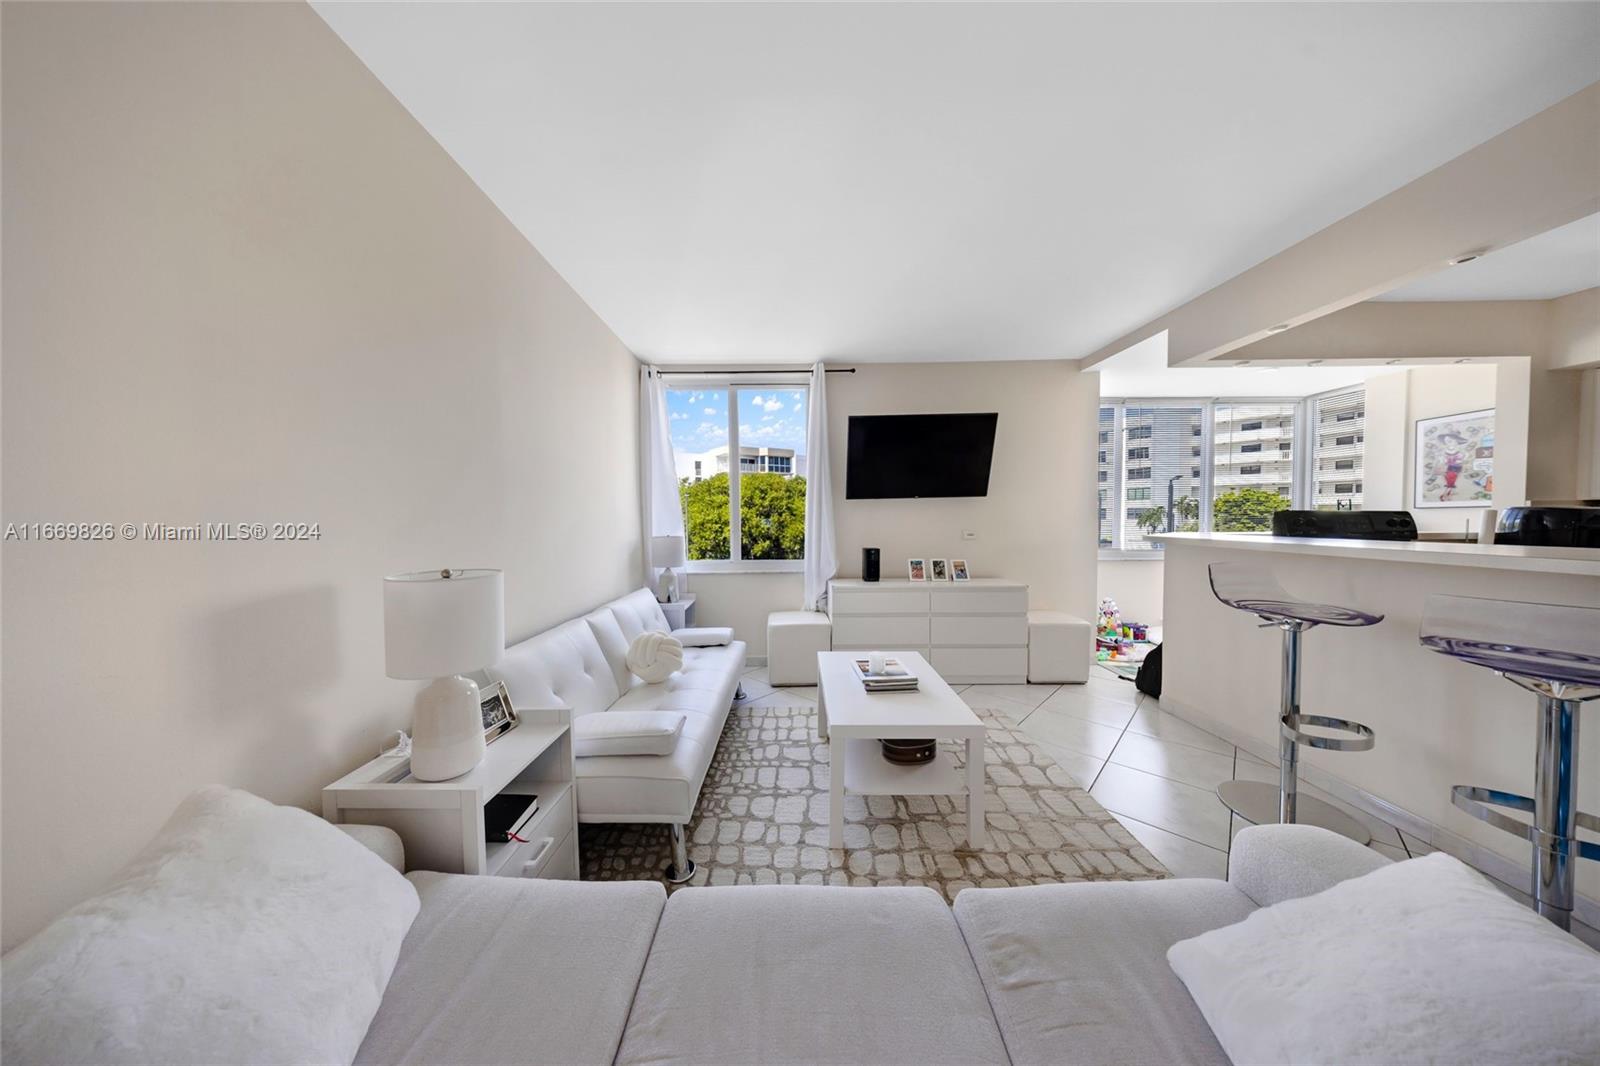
[573,711,687,757]
[627,630,684,683]
[1167,852,1600,1066]
[1,786,420,1066]
[672,626,734,647]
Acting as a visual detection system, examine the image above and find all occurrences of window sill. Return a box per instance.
[686,560,805,575]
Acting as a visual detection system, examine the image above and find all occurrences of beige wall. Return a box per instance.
[1364,365,1502,533]
[1549,287,1600,370]
[690,361,1101,646]
[1096,559,1164,626]
[825,362,1099,619]
[1,2,641,948]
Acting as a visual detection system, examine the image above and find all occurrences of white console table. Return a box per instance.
[827,578,1028,683]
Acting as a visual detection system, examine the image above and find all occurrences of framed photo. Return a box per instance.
[907,558,927,581]
[950,558,971,581]
[929,558,949,581]
[479,679,519,744]
[1414,409,1494,508]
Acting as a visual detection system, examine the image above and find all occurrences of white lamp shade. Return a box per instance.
[651,535,687,568]
[384,568,505,679]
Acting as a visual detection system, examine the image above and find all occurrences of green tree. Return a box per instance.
[1134,495,1200,535]
[681,473,730,560]
[1212,487,1290,532]
[679,472,807,561]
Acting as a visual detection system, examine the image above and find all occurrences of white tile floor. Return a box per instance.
[741,662,1599,947]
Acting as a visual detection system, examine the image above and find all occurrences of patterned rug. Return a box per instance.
[579,701,1167,899]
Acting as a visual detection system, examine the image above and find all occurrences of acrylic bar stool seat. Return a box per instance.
[1209,562,1380,845]
[1420,594,1600,932]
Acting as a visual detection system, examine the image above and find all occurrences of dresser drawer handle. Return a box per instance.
[518,837,555,877]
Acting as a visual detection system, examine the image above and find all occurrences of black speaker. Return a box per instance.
[862,547,880,582]
[1271,510,1417,541]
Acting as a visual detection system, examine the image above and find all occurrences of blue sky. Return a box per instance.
[667,388,808,456]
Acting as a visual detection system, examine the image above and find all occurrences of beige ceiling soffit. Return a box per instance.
[1080,81,1600,371]
[1231,300,1550,363]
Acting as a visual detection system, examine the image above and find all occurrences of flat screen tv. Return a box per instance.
[846,413,999,499]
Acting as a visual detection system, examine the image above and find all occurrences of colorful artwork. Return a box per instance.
[1414,409,1494,508]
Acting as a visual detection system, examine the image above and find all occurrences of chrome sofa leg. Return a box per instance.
[665,823,696,884]
[735,683,746,701]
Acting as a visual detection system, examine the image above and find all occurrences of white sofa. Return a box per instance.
[9,788,1597,1066]
[486,587,746,881]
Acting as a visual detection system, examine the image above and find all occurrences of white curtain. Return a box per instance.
[802,361,837,611]
[640,364,685,586]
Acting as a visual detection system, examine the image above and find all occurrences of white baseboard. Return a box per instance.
[747,655,767,668]
[1159,694,1599,931]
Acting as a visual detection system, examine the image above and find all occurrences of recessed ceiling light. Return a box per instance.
[1267,323,1291,333]
[1308,359,1324,366]
[1454,358,1472,364]
[1450,251,1485,266]
[1385,359,1403,365]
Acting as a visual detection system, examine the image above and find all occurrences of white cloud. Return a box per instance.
[704,407,716,416]
[670,411,688,421]
[752,395,785,414]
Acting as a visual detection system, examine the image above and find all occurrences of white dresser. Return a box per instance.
[827,578,1028,683]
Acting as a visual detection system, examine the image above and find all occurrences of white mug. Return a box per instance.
[868,651,888,675]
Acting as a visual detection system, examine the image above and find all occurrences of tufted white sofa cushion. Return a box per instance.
[487,617,620,720]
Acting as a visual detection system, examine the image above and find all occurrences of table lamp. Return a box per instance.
[383,568,505,781]
[651,535,687,603]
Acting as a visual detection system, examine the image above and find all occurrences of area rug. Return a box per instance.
[579,701,1168,899]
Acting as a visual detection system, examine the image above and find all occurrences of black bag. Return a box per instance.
[1134,643,1163,698]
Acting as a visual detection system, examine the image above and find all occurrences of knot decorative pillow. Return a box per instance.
[626,631,684,683]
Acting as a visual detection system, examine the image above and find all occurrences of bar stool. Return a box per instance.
[1208,562,1380,844]
[1420,594,1600,931]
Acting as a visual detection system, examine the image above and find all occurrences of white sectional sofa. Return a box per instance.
[8,787,1597,1066]
[486,587,746,880]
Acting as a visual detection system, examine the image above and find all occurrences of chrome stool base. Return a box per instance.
[1219,779,1372,846]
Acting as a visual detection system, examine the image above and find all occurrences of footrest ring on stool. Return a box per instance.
[1450,785,1600,861]
[1280,713,1375,753]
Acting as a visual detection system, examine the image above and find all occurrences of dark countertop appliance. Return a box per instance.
[1495,507,1600,548]
[1272,510,1418,541]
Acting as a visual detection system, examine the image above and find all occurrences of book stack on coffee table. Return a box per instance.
[851,657,919,692]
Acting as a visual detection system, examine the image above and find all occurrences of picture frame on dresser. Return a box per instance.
[930,559,949,581]
[907,558,926,581]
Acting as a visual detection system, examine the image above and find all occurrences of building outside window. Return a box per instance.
[1098,385,1366,554]
[668,386,809,563]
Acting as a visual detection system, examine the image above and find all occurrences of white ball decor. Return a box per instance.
[627,631,684,683]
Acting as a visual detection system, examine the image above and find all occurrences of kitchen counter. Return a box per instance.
[1151,531,1600,920]
[1147,532,1600,576]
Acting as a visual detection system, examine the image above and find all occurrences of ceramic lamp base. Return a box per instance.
[656,567,679,603]
[409,675,486,781]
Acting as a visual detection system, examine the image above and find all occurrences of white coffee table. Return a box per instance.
[817,651,987,850]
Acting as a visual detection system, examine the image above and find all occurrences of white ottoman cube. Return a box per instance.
[1028,610,1092,684]
[767,611,832,686]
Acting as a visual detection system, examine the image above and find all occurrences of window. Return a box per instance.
[1310,387,1366,511]
[1117,405,1205,550]
[668,385,809,564]
[1098,392,1365,553]
[1212,402,1295,530]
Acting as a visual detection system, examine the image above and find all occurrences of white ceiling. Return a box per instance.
[314,2,1600,365]
[1096,332,1383,399]
[1374,212,1600,302]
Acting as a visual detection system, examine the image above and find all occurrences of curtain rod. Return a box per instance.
[653,368,856,376]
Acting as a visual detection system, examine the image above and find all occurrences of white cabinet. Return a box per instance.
[828,578,1029,683]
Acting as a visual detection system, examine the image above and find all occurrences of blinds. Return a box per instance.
[1120,405,1205,550]
[1097,407,1115,548]
[1211,401,1296,530]
[1310,387,1365,510]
